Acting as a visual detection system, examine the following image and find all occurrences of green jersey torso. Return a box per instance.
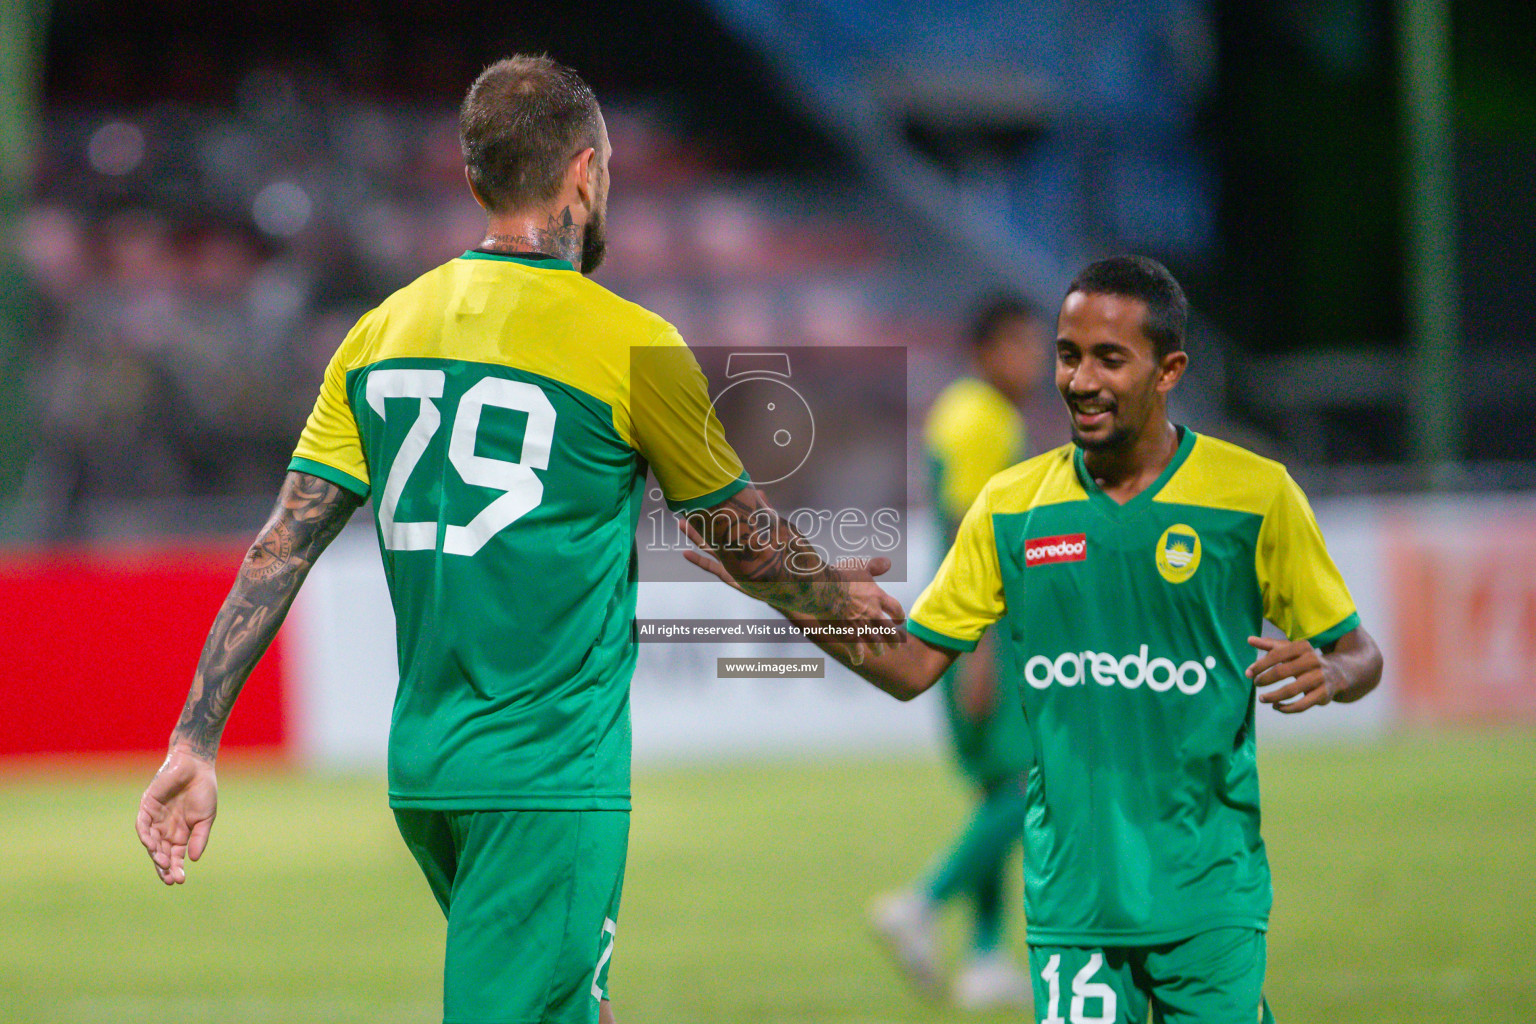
[908,428,1359,944]
[291,252,747,810]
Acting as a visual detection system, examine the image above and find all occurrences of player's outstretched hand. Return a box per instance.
[830,556,906,663]
[1247,636,1343,713]
[136,746,218,885]
[681,523,905,665]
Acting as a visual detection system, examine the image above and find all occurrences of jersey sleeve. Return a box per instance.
[926,392,1023,526]
[628,328,750,511]
[289,324,371,498]
[906,483,1007,652]
[1256,472,1359,646]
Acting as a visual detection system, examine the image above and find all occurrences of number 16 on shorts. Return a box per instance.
[1029,931,1275,1024]
[1034,951,1118,1024]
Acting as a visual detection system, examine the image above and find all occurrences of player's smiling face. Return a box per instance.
[1055,291,1182,453]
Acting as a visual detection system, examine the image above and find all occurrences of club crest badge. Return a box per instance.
[1155,524,1202,584]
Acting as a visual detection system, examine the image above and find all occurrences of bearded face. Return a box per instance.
[1055,291,1183,456]
[581,205,607,275]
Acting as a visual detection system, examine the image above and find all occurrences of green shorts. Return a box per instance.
[1028,928,1274,1024]
[394,808,629,1024]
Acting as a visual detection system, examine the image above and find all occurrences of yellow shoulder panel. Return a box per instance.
[349,258,673,435]
[1153,433,1287,516]
[289,306,382,494]
[296,256,745,508]
[909,476,1006,648]
[924,379,1020,450]
[982,443,1087,514]
[1255,470,1358,642]
[908,445,1085,649]
[1157,433,1357,643]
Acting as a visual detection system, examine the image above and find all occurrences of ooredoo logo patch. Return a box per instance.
[1025,533,1087,566]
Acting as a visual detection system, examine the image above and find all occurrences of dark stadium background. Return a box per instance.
[0,2,1532,1022]
[7,0,1534,531]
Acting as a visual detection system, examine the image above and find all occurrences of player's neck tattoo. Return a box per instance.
[480,207,585,269]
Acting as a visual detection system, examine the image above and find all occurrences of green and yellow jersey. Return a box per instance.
[291,251,748,811]
[923,377,1032,785]
[908,428,1359,945]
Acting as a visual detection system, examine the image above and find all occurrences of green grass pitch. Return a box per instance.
[2,729,1532,1023]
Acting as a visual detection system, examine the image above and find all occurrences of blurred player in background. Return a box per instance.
[870,296,1047,1010]
[690,255,1383,1023]
[135,54,902,1024]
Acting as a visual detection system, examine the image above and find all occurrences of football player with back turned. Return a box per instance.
[136,55,902,1024]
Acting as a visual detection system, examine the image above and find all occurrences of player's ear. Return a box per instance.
[570,147,598,211]
[464,167,491,211]
[1155,350,1188,394]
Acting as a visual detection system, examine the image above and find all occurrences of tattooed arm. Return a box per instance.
[681,526,955,701]
[169,472,360,758]
[682,487,905,661]
[136,471,362,884]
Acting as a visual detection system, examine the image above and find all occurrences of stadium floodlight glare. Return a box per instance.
[86,121,144,176]
[252,181,313,239]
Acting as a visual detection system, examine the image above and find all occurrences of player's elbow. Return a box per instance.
[882,669,939,702]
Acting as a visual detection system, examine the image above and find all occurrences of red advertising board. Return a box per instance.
[0,546,288,755]
[1389,511,1536,723]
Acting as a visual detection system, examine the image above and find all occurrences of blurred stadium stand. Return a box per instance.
[707,0,1217,263]
[17,96,937,538]
[2,0,1534,542]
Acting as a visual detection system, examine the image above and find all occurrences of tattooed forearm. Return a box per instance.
[171,472,362,759]
[683,489,854,620]
[480,206,585,269]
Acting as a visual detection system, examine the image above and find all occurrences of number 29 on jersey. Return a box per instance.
[366,368,556,557]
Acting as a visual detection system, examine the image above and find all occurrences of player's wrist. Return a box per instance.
[167,735,219,765]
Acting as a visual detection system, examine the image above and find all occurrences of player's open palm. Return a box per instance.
[136,749,218,885]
